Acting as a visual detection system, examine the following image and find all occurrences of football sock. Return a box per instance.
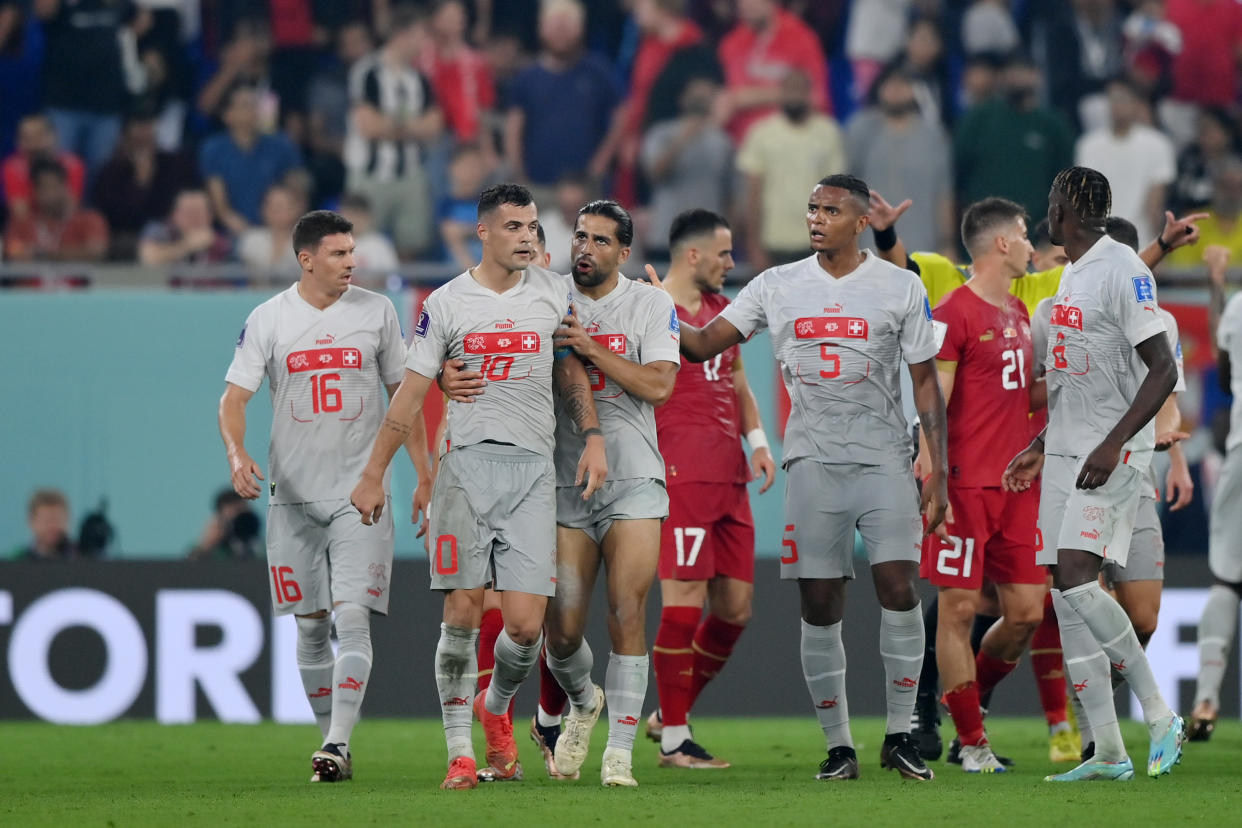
[971,614,999,708]
[1061,581,1173,731]
[485,629,541,716]
[605,652,648,751]
[916,596,940,704]
[944,681,986,746]
[326,602,372,749]
[652,606,698,727]
[1052,589,1122,760]
[538,646,568,719]
[974,650,1019,700]
[1030,592,1068,726]
[1195,584,1238,709]
[880,604,924,735]
[476,608,503,693]
[801,619,852,749]
[548,639,597,711]
[689,614,745,705]
[295,614,335,739]
[435,623,478,760]
[1068,673,1093,747]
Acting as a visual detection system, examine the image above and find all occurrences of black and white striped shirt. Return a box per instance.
[345,52,436,180]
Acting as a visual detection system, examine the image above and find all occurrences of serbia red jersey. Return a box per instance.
[656,291,749,485]
[935,285,1034,488]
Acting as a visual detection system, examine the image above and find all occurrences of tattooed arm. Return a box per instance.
[352,369,435,524]
[554,354,608,499]
[910,358,949,538]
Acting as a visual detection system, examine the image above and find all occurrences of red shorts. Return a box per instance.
[658,482,755,583]
[920,485,1044,590]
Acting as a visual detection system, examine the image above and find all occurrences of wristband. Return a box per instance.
[582,427,603,439]
[745,428,770,451]
[873,224,898,252]
[1157,235,1173,253]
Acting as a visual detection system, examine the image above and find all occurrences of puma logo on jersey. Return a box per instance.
[496,318,516,329]
[315,334,335,345]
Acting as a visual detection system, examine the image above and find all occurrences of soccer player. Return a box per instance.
[219,209,430,782]
[916,198,1048,774]
[650,173,949,782]
[350,183,608,790]
[647,208,776,768]
[1003,166,1184,782]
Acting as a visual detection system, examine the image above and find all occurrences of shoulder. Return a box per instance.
[343,284,393,310]
[630,278,675,312]
[703,290,732,313]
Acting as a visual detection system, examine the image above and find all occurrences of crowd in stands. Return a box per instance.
[1,0,1241,274]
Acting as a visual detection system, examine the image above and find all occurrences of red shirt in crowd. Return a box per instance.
[428,49,496,143]
[1167,0,1242,107]
[5,207,109,261]
[2,152,86,216]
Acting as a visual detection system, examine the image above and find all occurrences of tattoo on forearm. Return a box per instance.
[382,416,411,437]
[562,383,595,430]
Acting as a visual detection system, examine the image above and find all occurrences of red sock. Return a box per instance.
[974,651,1018,699]
[944,682,986,746]
[653,606,699,727]
[477,608,502,694]
[689,614,746,707]
[1030,592,1068,726]
[538,645,568,718]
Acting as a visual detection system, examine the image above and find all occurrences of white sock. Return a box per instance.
[435,623,478,761]
[661,724,692,752]
[537,705,562,728]
[295,614,334,739]
[1196,584,1239,709]
[801,619,852,750]
[486,629,541,715]
[1052,589,1124,761]
[1061,581,1172,730]
[548,640,597,710]
[605,652,648,751]
[880,605,924,735]
[325,603,373,749]
[1067,673,1094,747]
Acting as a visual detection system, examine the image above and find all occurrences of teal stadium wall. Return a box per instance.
[2,289,787,559]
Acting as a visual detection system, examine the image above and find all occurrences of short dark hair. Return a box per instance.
[1104,216,1141,251]
[293,210,353,254]
[477,182,534,219]
[815,173,871,212]
[1052,166,1111,223]
[961,197,1027,254]
[1030,218,1054,249]
[669,208,729,252]
[29,157,67,183]
[577,199,634,246]
[536,222,547,247]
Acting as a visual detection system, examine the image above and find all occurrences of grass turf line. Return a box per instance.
[4,716,1239,826]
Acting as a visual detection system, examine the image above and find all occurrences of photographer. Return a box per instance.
[187,488,262,561]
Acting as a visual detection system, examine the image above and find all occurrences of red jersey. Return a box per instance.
[934,285,1034,488]
[656,291,749,485]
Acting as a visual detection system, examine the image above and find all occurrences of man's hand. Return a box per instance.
[1077,438,1123,490]
[1166,462,1194,512]
[439,358,485,403]
[351,474,386,525]
[1155,428,1190,451]
[576,434,608,500]
[412,478,432,537]
[229,450,265,499]
[921,470,949,539]
[869,190,913,231]
[751,446,776,493]
[643,263,665,289]
[1160,210,1209,252]
[1002,441,1045,492]
[1205,244,1231,285]
[554,305,599,360]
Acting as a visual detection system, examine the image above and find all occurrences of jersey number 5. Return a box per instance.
[819,345,840,379]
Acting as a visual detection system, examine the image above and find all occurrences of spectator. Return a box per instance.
[955,57,1074,228]
[199,83,302,235]
[1,113,85,221]
[93,110,198,260]
[1167,156,1242,266]
[736,68,846,269]
[187,488,262,561]
[197,18,277,128]
[338,193,399,275]
[717,0,830,142]
[438,143,488,271]
[962,0,1020,58]
[1166,0,1242,110]
[1122,0,1183,98]
[138,188,231,266]
[889,17,952,126]
[504,0,623,189]
[1173,108,1240,212]
[4,158,108,261]
[847,69,954,255]
[959,53,1004,111]
[345,5,443,257]
[305,21,374,206]
[237,183,304,275]
[640,77,733,258]
[1041,0,1125,131]
[11,488,76,560]
[35,0,141,170]
[541,173,594,272]
[425,0,497,154]
[1074,77,1176,245]
[845,0,910,102]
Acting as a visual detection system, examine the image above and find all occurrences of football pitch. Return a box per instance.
[7,716,1239,826]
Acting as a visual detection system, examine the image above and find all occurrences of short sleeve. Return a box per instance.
[718,274,768,339]
[933,296,965,363]
[1112,268,1166,348]
[224,306,270,392]
[1031,297,1052,373]
[404,292,451,379]
[638,288,681,365]
[1219,294,1242,354]
[901,278,939,364]
[378,299,407,385]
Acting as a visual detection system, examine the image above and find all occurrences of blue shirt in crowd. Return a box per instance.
[198,132,301,225]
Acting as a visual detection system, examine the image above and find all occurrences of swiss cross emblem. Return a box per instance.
[848,320,865,336]
[608,335,625,353]
[1068,309,1080,325]
[521,334,538,351]
[343,350,358,366]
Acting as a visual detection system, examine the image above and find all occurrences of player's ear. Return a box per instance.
[618,246,631,265]
[476,221,486,242]
[297,249,313,271]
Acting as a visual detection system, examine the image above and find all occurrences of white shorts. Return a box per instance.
[1102,493,1165,584]
[556,477,669,546]
[1038,454,1144,568]
[266,498,394,615]
[1210,449,1242,583]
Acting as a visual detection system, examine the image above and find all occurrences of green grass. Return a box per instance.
[6,717,1240,826]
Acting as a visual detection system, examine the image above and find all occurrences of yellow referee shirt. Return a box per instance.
[910,251,1064,315]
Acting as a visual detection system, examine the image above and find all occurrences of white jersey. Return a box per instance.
[405,266,569,458]
[719,251,938,468]
[1218,292,1242,452]
[1043,236,1167,468]
[225,284,407,505]
[553,274,680,485]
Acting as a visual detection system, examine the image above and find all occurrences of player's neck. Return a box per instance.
[965,264,1012,307]
[815,247,865,280]
[297,278,344,311]
[470,259,522,293]
[1063,229,1105,264]
[662,266,702,313]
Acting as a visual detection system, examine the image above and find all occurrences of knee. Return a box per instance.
[1127,610,1159,644]
[1006,600,1045,633]
[877,580,919,612]
[609,592,648,633]
[716,603,752,628]
[505,622,544,648]
[545,629,583,658]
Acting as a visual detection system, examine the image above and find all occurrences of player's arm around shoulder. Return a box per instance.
[643,263,745,363]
